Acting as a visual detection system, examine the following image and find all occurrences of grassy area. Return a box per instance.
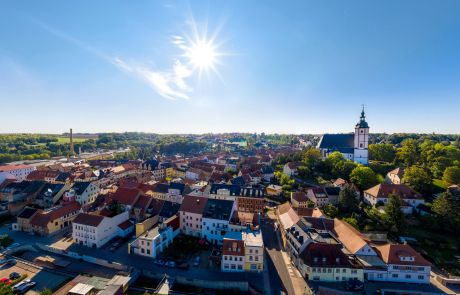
[161,235,202,260]
[404,226,460,259]
[432,179,447,194]
[56,137,89,143]
[264,195,286,204]
[0,234,14,247]
[51,277,74,293]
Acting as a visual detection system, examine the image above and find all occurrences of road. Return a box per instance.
[0,226,264,291]
[261,216,295,295]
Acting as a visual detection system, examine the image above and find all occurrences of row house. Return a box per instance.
[0,164,35,182]
[237,187,264,214]
[72,209,130,248]
[140,159,165,181]
[202,199,237,245]
[364,184,425,214]
[307,188,329,208]
[70,182,100,206]
[167,182,192,204]
[283,162,306,176]
[291,191,309,208]
[186,168,206,181]
[26,170,61,183]
[35,183,70,208]
[222,229,264,272]
[179,195,208,237]
[333,178,360,196]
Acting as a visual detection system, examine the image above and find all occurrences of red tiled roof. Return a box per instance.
[222,238,244,256]
[179,195,209,214]
[365,184,423,200]
[373,244,431,267]
[0,164,33,172]
[112,187,143,206]
[118,220,134,231]
[292,191,308,203]
[131,194,151,216]
[30,202,81,227]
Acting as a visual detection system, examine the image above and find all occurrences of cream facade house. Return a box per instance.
[385,168,405,184]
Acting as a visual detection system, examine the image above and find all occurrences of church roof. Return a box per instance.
[318,134,354,150]
[356,108,369,128]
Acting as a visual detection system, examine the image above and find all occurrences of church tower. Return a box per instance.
[354,107,369,165]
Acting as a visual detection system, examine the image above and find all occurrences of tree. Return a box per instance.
[325,152,344,170]
[297,166,310,178]
[339,184,359,212]
[293,152,303,162]
[333,160,357,181]
[280,174,295,186]
[402,166,432,196]
[323,204,339,218]
[369,144,396,162]
[304,149,322,166]
[343,217,358,229]
[282,184,292,191]
[383,191,408,232]
[226,168,237,176]
[39,288,53,295]
[431,190,460,233]
[350,167,378,191]
[442,166,460,187]
[397,139,420,167]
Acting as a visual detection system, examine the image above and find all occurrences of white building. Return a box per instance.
[222,231,245,272]
[202,199,237,245]
[72,210,129,248]
[374,244,431,284]
[316,107,369,165]
[70,182,100,206]
[133,215,180,258]
[0,164,35,182]
[363,184,425,214]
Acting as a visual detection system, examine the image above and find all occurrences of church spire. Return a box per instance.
[356,105,369,128]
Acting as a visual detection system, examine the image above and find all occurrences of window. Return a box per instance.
[250,249,253,253]
[342,277,346,281]
[249,256,253,261]
[335,277,339,282]
[336,269,340,273]
[255,250,258,254]
[229,256,232,261]
[392,274,398,278]
[147,250,150,255]
[224,264,229,269]
[322,268,326,273]
[141,248,145,253]
[239,257,242,261]
[313,277,320,282]
[342,269,346,273]
[351,270,357,274]
[328,269,331,273]
[419,267,424,271]
[211,231,213,234]
[418,275,424,280]
[238,265,243,270]
[255,257,258,261]
[312,268,316,273]
[231,265,236,270]
[405,275,411,279]
[393,266,398,270]
[224,256,227,260]
[377,274,383,279]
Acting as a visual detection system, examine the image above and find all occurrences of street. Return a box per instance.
[261,216,295,295]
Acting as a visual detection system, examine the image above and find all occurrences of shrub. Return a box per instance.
[197,288,203,294]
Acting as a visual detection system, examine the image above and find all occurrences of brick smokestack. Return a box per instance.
[70,128,74,156]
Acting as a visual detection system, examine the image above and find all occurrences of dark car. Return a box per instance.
[344,280,364,291]
[178,263,189,270]
[9,272,20,280]
[110,243,120,252]
[17,282,36,294]
[109,237,119,244]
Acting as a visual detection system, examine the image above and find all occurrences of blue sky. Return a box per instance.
[1,0,460,135]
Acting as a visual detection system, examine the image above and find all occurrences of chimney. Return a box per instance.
[70,128,74,156]
[404,241,408,245]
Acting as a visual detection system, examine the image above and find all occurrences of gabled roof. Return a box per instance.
[31,202,82,227]
[111,187,143,206]
[364,184,423,200]
[117,220,134,230]
[131,195,152,216]
[18,207,38,219]
[332,218,369,254]
[159,201,181,219]
[261,167,274,174]
[152,184,169,194]
[388,167,405,178]
[181,178,197,187]
[202,199,234,221]
[0,164,33,172]
[373,244,431,267]
[292,191,308,203]
[72,182,93,196]
[299,243,351,266]
[317,134,354,149]
[73,212,105,227]
[324,187,341,196]
[179,195,209,214]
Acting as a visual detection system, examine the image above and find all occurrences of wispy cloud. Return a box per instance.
[171,35,183,40]
[172,40,185,44]
[114,58,193,100]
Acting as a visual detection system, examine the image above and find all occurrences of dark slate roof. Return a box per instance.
[324,187,341,196]
[209,184,241,196]
[169,182,185,193]
[159,200,181,219]
[262,167,274,174]
[203,199,234,221]
[153,183,169,193]
[72,182,93,196]
[240,187,264,198]
[142,159,159,170]
[317,134,354,150]
[23,181,46,195]
[55,172,71,182]
[416,203,434,214]
[18,207,38,219]
[232,177,244,186]
[356,109,369,128]
[160,163,172,168]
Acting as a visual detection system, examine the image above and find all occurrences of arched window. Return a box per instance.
[360,143,363,148]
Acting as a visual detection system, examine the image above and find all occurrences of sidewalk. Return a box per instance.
[263,249,272,295]
[274,228,305,295]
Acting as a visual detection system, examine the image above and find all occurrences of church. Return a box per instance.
[316,108,369,165]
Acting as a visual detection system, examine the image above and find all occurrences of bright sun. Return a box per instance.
[188,41,216,68]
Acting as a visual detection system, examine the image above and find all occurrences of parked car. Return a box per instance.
[344,280,364,291]
[27,232,36,236]
[153,260,165,266]
[12,280,30,290]
[178,263,189,270]
[7,259,17,266]
[1,278,11,285]
[7,243,19,250]
[165,261,176,268]
[193,257,200,266]
[9,272,20,280]
[17,282,36,294]
[110,243,120,252]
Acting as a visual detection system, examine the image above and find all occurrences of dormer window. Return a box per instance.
[314,257,318,262]
[322,258,326,262]
[336,258,339,262]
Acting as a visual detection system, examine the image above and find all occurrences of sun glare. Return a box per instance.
[188,41,216,68]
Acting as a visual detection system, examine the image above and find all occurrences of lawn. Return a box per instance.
[432,179,447,194]
[161,235,202,260]
[57,137,89,143]
[404,226,459,260]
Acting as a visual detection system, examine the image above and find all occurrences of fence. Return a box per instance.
[175,277,248,291]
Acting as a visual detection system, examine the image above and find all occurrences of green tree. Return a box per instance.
[350,166,378,191]
[402,166,432,196]
[226,168,238,176]
[343,217,358,229]
[442,166,460,187]
[333,160,357,181]
[304,149,322,166]
[39,288,53,295]
[397,138,420,167]
[282,184,292,191]
[293,152,303,162]
[369,144,396,162]
[431,190,460,233]
[323,204,339,218]
[325,152,344,171]
[297,166,310,178]
[339,184,359,212]
[383,191,408,232]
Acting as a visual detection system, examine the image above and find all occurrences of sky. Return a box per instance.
[1,0,460,135]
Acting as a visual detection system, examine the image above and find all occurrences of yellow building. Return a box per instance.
[266,184,283,196]
[298,243,364,282]
[28,202,82,236]
[243,230,264,272]
[175,167,187,178]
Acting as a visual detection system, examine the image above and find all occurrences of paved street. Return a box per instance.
[261,216,294,295]
[0,226,265,291]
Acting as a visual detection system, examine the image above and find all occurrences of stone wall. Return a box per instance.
[175,277,248,291]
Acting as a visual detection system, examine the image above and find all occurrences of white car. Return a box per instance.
[7,243,19,250]
[13,280,31,290]
[165,261,176,268]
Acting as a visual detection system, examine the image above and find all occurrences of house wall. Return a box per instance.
[202,217,229,245]
[354,244,377,256]
[299,264,364,282]
[387,264,430,284]
[222,254,245,272]
[244,246,263,271]
[75,183,100,206]
[135,214,160,237]
[386,173,401,184]
[118,224,134,237]
[180,211,203,237]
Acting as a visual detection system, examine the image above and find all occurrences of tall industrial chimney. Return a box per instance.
[70,128,74,156]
